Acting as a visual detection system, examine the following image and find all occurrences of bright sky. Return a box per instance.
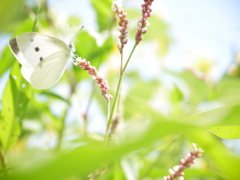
[159,0,240,79]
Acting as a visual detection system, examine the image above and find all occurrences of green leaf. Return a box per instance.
[185,105,240,125]
[67,15,81,27]
[0,62,31,152]
[23,98,63,131]
[74,31,114,82]
[208,125,240,139]
[123,75,161,120]
[170,84,184,103]
[76,31,113,66]
[91,0,113,31]
[170,70,209,105]
[215,76,240,104]
[0,46,15,78]
[39,91,71,105]
[217,76,240,97]
[0,0,28,33]
[6,121,240,180]
[185,105,240,139]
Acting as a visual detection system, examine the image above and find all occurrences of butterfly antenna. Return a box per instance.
[74,39,80,45]
[71,26,84,44]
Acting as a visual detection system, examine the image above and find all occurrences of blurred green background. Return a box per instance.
[0,0,240,179]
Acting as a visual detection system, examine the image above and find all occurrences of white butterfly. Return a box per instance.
[8,31,79,89]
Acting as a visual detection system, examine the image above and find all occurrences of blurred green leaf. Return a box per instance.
[216,76,240,104]
[67,15,81,27]
[39,91,71,105]
[217,76,240,96]
[0,62,31,152]
[5,120,240,180]
[74,31,114,82]
[185,105,240,126]
[91,0,113,31]
[185,105,240,139]
[123,74,161,120]
[76,31,113,66]
[170,84,184,103]
[208,125,240,139]
[0,45,15,78]
[0,0,28,33]
[171,70,209,105]
[23,98,64,131]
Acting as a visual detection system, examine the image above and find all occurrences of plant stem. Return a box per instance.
[104,44,137,145]
[120,50,123,74]
[0,150,7,178]
[55,109,68,151]
[122,44,137,73]
[32,5,40,32]
[104,65,122,145]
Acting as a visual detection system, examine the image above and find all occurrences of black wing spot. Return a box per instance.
[40,57,43,61]
[31,39,34,42]
[35,47,40,52]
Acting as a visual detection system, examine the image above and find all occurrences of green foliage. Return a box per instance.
[0,63,31,152]
[73,31,114,84]
[4,121,240,180]
[91,0,113,31]
[186,105,240,139]
[123,74,161,120]
[173,70,210,105]
[0,0,28,33]
[67,16,81,27]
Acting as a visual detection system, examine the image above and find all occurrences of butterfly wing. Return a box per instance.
[21,62,34,82]
[9,32,69,68]
[29,50,71,89]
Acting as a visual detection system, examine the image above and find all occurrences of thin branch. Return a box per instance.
[122,44,137,73]
[0,150,7,178]
[32,5,40,32]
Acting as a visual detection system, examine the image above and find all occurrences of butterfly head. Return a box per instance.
[69,26,84,53]
[69,42,76,53]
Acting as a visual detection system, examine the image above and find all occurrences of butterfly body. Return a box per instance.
[8,32,75,89]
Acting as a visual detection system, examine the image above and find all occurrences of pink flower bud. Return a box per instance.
[141,27,148,33]
[75,57,112,101]
[196,153,202,157]
[173,165,180,171]
[180,159,185,165]
[169,169,175,175]
[122,38,128,44]
[143,13,148,18]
